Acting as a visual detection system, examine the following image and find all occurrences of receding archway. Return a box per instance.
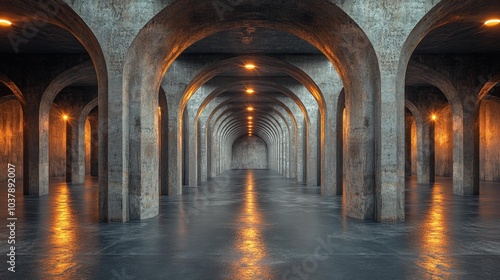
[124,0,380,221]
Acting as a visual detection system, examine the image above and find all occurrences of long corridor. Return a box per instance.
[1,170,500,279]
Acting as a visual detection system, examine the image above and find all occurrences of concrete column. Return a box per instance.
[99,74,129,222]
[405,116,413,177]
[453,109,479,195]
[159,91,168,195]
[23,98,48,196]
[166,96,183,195]
[323,90,344,196]
[187,104,198,187]
[88,113,99,177]
[417,120,435,183]
[66,117,85,184]
[306,108,319,186]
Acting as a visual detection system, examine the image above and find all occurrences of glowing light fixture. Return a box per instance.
[431,114,437,121]
[248,116,253,120]
[245,64,256,70]
[247,107,254,112]
[0,19,12,27]
[485,19,500,27]
[62,114,69,121]
[246,89,255,94]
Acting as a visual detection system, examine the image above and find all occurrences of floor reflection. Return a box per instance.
[46,184,78,275]
[229,170,271,280]
[38,180,99,278]
[416,183,454,278]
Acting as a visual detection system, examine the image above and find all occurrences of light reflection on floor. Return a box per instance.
[0,173,499,279]
[229,170,271,280]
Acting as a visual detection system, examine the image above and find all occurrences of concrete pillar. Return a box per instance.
[166,95,183,195]
[88,113,99,177]
[23,98,48,196]
[159,91,168,195]
[417,120,435,183]
[306,108,319,186]
[66,117,85,184]
[453,109,479,195]
[187,103,198,187]
[323,90,344,196]
[405,116,413,177]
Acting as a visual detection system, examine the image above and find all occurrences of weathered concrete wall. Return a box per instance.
[411,120,417,176]
[0,100,23,181]
[49,106,67,177]
[434,106,453,177]
[231,136,268,169]
[85,119,91,175]
[480,100,500,182]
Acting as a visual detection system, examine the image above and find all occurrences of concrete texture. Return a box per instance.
[231,135,268,169]
[1,172,500,279]
[0,99,23,181]
[1,0,500,224]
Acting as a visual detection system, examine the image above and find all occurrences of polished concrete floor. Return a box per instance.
[1,170,500,279]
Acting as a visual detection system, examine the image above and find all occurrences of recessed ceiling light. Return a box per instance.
[485,19,500,27]
[0,19,12,27]
[247,107,254,112]
[245,64,256,70]
[246,89,255,94]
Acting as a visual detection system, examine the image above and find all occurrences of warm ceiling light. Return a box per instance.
[431,114,437,121]
[248,116,253,120]
[246,89,255,94]
[484,19,500,27]
[0,19,12,27]
[244,64,256,70]
[247,107,254,112]
[62,114,69,121]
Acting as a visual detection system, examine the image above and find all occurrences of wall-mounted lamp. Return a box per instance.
[0,19,12,27]
[244,64,256,70]
[485,19,500,27]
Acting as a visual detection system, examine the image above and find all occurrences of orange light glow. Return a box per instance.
[228,171,270,279]
[247,107,254,112]
[62,114,69,121]
[244,64,256,70]
[431,114,437,121]
[248,116,253,120]
[0,19,12,27]
[246,89,255,94]
[485,19,500,27]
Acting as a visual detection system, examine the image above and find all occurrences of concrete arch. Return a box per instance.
[36,60,95,194]
[400,1,500,196]
[477,74,500,103]
[200,95,298,167]
[218,112,283,174]
[0,73,26,105]
[7,1,108,203]
[66,98,99,184]
[406,62,461,115]
[124,0,380,221]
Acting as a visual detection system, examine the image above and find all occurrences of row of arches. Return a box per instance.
[0,0,499,223]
